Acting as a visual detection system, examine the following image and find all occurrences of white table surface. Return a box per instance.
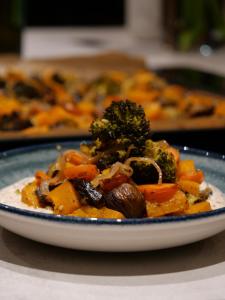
[1,27,225,299]
[1,226,225,300]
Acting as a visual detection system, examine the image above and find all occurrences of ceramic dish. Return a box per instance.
[0,141,225,252]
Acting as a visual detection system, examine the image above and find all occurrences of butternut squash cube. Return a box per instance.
[185,201,211,215]
[49,181,80,215]
[178,180,200,196]
[178,160,196,175]
[70,206,124,219]
[21,181,40,208]
[147,190,188,217]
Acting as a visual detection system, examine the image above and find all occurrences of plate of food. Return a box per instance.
[0,100,225,252]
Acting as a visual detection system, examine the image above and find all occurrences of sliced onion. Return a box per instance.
[39,180,51,195]
[125,157,162,184]
[91,162,133,187]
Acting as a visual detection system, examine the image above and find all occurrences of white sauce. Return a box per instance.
[0,177,224,214]
[0,177,53,214]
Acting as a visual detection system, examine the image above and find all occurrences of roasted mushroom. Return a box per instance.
[71,179,105,208]
[13,81,42,99]
[105,183,146,218]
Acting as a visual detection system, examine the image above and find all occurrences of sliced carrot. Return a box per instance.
[63,164,98,181]
[185,201,211,215]
[179,170,204,184]
[138,183,178,203]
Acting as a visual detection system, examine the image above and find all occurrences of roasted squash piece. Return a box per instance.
[146,190,188,217]
[178,180,200,196]
[179,170,204,184]
[70,206,124,219]
[21,181,40,208]
[100,207,125,219]
[48,180,80,214]
[185,201,211,214]
[178,160,196,175]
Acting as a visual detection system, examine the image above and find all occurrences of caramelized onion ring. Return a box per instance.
[125,157,162,184]
[91,162,133,187]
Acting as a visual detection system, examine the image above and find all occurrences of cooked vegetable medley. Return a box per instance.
[0,68,225,134]
[21,100,212,218]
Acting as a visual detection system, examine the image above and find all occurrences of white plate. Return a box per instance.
[0,142,225,252]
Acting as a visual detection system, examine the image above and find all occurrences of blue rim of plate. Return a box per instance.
[0,141,225,226]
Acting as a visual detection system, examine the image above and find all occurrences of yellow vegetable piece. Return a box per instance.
[49,181,80,215]
[185,201,212,214]
[21,181,40,208]
[178,180,200,196]
[146,190,188,217]
[178,160,196,175]
[70,206,124,219]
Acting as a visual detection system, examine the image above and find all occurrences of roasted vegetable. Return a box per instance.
[138,183,178,203]
[177,159,204,183]
[48,180,80,214]
[0,112,32,131]
[89,100,152,171]
[105,183,146,218]
[63,163,98,181]
[92,76,121,95]
[96,151,121,170]
[131,146,176,184]
[90,100,151,155]
[70,205,124,219]
[0,78,6,89]
[72,179,105,208]
[21,181,40,208]
[146,190,188,217]
[13,81,42,99]
[185,201,211,214]
[178,180,200,196]
[51,73,65,85]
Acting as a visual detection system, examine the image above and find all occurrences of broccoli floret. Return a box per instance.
[92,76,121,95]
[132,140,176,184]
[156,150,176,183]
[96,152,120,170]
[90,100,151,154]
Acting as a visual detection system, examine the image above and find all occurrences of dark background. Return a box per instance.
[25,0,125,26]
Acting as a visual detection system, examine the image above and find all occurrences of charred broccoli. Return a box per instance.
[92,76,121,95]
[131,140,176,184]
[90,100,151,155]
